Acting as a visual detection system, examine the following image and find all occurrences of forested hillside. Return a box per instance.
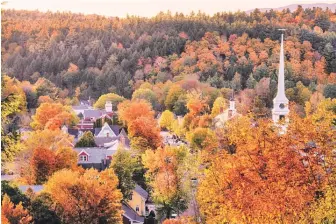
[2,7,336,106]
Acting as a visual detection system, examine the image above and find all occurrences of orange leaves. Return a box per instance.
[44,168,122,223]
[118,99,161,151]
[128,116,162,150]
[31,102,78,130]
[1,194,32,224]
[142,146,188,205]
[118,99,154,125]
[198,116,327,223]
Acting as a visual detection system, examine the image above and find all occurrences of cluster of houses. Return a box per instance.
[63,100,156,224]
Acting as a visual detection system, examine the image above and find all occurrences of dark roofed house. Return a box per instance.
[122,203,145,224]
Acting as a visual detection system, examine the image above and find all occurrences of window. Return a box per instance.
[79,155,88,161]
[136,206,139,212]
[279,115,285,121]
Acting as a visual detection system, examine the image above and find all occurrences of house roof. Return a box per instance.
[95,137,118,147]
[134,185,148,199]
[68,128,79,138]
[119,128,127,136]
[72,105,90,110]
[94,125,121,136]
[122,203,145,223]
[19,185,44,193]
[83,109,105,119]
[74,147,118,164]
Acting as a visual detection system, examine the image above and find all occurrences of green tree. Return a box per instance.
[1,75,26,163]
[93,93,125,110]
[75,131,96,147]
[132,88,158,109]
[1,181,30,208]
[30,193,61,224]
[110,147,136,201]
[324,84,336,99]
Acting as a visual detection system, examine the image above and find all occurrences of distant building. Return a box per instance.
[272,33,289,124]
[213,95,240,128]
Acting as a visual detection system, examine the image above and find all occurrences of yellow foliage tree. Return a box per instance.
[159,110,175,130]
[211,96,226,117]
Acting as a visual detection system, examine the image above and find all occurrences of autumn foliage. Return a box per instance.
[44,168,123,224]
[1,194,32,224]
[31,102,78,130]
[197,100,336,223]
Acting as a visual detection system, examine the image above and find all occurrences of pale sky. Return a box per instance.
[2,0,336,17]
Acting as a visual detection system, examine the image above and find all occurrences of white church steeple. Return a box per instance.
[272,32,289,123]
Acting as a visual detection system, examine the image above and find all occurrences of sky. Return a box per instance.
[2,0,336,17]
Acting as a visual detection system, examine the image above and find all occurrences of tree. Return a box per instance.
[324,84,336,99]
[110,147,136,200]
[55,147,78,170]
[165,85,184,111]
[44,168,123,224]
[75,131,96,147]
[30,193,61,224]
[1,75,26,163]
[159,110,175,130]
[1,181,30,208]
[132,88,158,108]
[128,116,162,151]
[211,96,226,117]
[31,102,78,130]
[30,147,56,184]
[142,146,191,220]
[93,93,125,110]
[1,194,32,224]
[118,99,154,126]
[187,128,218,152]
[198,105,335,223]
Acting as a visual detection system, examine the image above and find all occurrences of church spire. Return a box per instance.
[272,31,289,124]
[274,33,288,102]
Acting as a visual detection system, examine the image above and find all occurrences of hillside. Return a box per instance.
[246,3,336,13]
[1,7,336,110]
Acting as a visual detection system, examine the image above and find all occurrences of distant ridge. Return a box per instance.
[246,3,336,13]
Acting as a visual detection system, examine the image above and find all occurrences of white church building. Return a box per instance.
[272,33,290,124]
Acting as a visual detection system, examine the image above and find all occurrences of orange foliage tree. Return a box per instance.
[44,168,123,224]
[31,102,78,130]
[118,99,161,151]
[1,194,32,224]
[197,108,334,223]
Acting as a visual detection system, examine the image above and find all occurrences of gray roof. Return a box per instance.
[19,185,44,193]
[72,105,90,110]
[94,137,119,147]
[83,109,105,119]
[74,147,118,164]
[134,185,148,199]
[122,203,145,223]
[119,128,127,137]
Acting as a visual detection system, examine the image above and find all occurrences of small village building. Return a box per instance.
[213,95,240,128]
